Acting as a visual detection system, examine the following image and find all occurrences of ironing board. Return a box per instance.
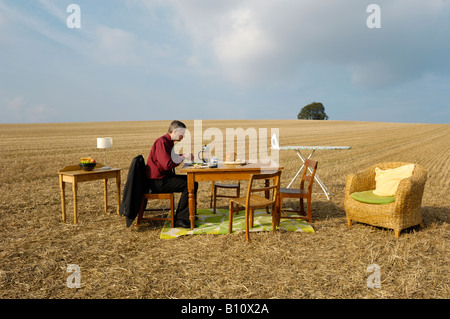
[279,145,352,200]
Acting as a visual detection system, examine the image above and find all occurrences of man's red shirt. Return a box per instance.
[146,133,182,179]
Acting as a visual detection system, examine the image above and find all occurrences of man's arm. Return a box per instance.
[155,139,181,171]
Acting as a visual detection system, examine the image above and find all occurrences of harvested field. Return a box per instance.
[0,120,448,299]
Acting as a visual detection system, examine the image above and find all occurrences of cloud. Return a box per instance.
[1,0,448,124]
[36,0,67,23]
[92,25,144,65]
[2,96,57,123]
[212,8,276,83]
[167,0,450,88]
[25,104,54,123]
[5,96,25,111]
[0,1,144,65]
[0,0,90,55]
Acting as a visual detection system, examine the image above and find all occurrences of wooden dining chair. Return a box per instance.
[136,193,175,228]
[229,171,281,242]
[276,159,318,225]
[210,181,241,213]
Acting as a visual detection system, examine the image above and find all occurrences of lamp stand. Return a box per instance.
[101,149,111,170]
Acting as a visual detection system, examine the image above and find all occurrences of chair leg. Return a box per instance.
[300,198,305,215]
[136,198,146,228]
[250,209,254,229]
[276,196,280,227]
[347,219,352,227]
[170,195,175,228]
[272,204,277,233]
[245,207,250,242]
[210,182,214,208]
[228,201,234,234]
[213,186,217,214]
[277,195,282,228]
[306,197,312,223]
[394,229,401,238]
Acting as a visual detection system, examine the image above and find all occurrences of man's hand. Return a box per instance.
[178,153,194,162]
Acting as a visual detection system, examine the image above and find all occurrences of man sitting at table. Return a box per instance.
[146,120,197,228]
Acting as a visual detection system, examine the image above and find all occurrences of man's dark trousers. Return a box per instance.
[147,175,198,221]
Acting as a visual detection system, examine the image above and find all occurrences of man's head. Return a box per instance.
[168,120,186,141]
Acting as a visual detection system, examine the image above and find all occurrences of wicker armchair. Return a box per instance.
[344,162,427,237]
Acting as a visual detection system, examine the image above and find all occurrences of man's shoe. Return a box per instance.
[175,219,191,228]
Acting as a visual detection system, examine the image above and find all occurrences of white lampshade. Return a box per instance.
[97,137,113,149]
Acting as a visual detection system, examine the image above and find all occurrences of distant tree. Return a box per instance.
[297,102,329,120]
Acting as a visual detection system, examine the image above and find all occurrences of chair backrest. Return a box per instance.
[246,171,282,207]
[300,159,318,192]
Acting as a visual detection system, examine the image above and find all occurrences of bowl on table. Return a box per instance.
[78,159,97,171]
[79,162,97,171]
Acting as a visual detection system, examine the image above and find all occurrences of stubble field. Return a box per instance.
[0,119,448,299]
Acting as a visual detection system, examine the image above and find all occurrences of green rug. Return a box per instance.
[160,208,315,239]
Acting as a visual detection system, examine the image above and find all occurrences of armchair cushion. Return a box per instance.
[373,164,415,196]
[351,190,395,205]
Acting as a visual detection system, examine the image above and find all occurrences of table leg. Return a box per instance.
[116,172,121,215]
[72,178,78,224]
[59,176,66,222]
[104,179,108,214]
[187,172,196,229]
[273,191,281,231]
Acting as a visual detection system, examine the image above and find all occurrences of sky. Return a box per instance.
[0,0,449,124]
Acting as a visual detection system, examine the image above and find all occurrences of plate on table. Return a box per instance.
[186,162,209,168]
[223,161,247,166]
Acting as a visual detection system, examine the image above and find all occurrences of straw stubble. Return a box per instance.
[0,120,448,299]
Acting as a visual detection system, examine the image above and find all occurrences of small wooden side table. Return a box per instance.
[58,164,122,224]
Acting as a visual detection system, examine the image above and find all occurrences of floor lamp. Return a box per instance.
[97,137,112,170]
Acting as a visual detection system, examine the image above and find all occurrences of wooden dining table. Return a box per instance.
[180,162,284,229]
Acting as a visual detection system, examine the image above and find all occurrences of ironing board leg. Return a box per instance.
[286,150,315,188]
[287,150,334,200]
